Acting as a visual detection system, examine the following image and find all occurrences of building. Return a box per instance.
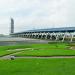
[11,27,75,42]
[10,18,14,34]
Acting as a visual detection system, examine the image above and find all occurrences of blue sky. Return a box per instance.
[0,0,74,34]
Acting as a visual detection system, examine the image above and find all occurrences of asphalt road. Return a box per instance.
[0,37,49,46]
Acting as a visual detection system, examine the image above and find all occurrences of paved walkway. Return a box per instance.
[14,56,75,59]
[1,54,75,59]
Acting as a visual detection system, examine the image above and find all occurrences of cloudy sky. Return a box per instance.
[0,0,74,34]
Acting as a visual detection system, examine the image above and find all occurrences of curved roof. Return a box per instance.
[28,27,75,32]
[13,27,75,34]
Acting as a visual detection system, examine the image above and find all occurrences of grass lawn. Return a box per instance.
[13,43,75,56]
[0,45,30,56]
[14,48,75,56]
[0,43,75,56]
[0,58,75,75]
[0,43,75,75]
[31,43,68,49]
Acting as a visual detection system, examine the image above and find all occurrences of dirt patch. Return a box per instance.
[69,47,75,50]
